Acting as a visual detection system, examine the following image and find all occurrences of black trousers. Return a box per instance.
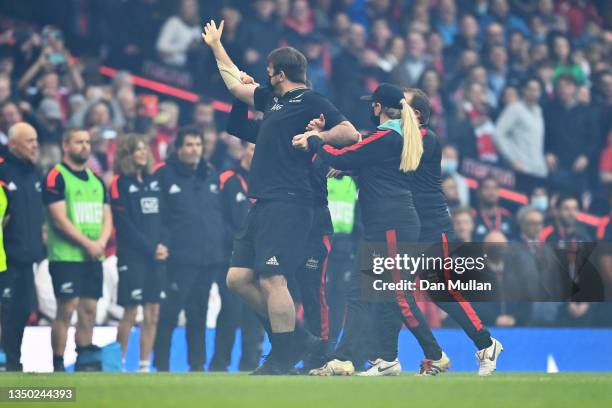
[325,234,357,347]
[334,227,443,364]
[1,262,35,371]
[153,262,217,372]
[209,266,263,372]
[295,234,332,341]
[385,229,492,352]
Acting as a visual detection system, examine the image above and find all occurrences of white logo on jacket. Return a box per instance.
[169,184,181,194]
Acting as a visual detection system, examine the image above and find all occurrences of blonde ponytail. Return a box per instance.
[399,99,424,172]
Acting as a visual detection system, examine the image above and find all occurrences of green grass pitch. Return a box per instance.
[1,372,611,407]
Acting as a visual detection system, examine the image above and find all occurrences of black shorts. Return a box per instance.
[230,200,314,277]
[117,258,165,306]
[49,261,103,300]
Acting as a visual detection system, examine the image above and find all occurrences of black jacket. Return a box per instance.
[308,121,417,232]
[155,155,224,267]
[110,172,168,262]
[0,152,45,264]
[219,166,251,256]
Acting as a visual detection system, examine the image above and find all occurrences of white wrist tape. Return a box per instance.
[217,60,242,90]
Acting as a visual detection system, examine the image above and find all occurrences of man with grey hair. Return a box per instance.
[511,205,566,313]
[0,122,45,371]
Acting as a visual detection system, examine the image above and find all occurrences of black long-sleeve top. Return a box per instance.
[307,119,417,232]
[110,173,168,261]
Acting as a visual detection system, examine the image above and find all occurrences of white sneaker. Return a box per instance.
[357,358,401,376]
[418,351,451,376]
[308,359,355,376]
[476,338,503,376]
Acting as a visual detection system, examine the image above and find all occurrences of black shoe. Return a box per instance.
[53,356,65,372]
[291,332,323,367]
[302,340,328,372]
[250,353,296,375]
[74,345,102,372]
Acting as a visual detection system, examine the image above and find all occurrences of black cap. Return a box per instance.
[360,83,404,109]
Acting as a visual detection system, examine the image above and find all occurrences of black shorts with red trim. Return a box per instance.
[117,257,165,306]
[230,199,314,277]
[49,261,103,300]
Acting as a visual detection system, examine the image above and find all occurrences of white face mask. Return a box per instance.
[531,196,548,212]
[441,158,459,174]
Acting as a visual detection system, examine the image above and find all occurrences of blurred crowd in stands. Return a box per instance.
[0,0,611,330]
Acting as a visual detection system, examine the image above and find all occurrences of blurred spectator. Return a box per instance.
[473,177,516,241]
[441,145,470,206]
[156,0,201,67]
[544,74,599,195]
[494,77,547,177]
[190,99,215,132]
[282,0,314,49]
[417,68,447,140]
[442,175,461,212]
[303,33,331,96]
[486,45,509,101]
[475,230,528,327]
[242,0,282,81]
[550,33,587,85]
[433,0,459,47]
[449,81,497,163]
[480,0,529,37]
[452,206,475,243]
[331,23,371,129]
[391,30,429,87]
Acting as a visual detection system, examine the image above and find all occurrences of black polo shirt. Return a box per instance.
[249,86,346,201]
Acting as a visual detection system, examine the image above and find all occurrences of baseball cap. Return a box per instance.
[360,83,404,109]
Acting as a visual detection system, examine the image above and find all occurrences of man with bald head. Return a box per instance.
[0,122,44,371]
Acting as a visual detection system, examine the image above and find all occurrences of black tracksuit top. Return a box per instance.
[0,152,45,264]
[154,155,224,267]
[110,172,168,261]
[308,119,417,232]
[412,127,453,225]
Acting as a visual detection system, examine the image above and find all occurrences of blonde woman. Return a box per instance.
[111,134,168,372]
[293,83,444,377]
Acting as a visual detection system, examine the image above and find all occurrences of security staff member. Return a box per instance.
[203,20,357,374]
[111,134,168,372]
[293,83,444,376]
[0,180,8,370]
[373,89,500,377]
[0,123,44,372]
[44,129,112,372]
[153,127,224,372]
[209,141,264,372]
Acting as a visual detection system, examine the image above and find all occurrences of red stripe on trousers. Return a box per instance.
[319,235,332,341]
[386,229,419,328]
[441,233,484,331]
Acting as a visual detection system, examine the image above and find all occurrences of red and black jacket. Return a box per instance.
[307,121,416,232]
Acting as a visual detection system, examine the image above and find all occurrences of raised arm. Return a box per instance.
[202,20,258,107]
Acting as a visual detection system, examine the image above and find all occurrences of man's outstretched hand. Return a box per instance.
[306,114,326,132]
[202,20,224,47]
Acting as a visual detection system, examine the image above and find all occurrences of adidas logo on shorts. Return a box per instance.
[265,256,279,266]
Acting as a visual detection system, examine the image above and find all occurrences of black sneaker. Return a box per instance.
[291,332,323,368]
[250,353,296,375]
[53,356,65,372]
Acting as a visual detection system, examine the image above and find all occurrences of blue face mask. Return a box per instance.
[531,196,548,212]
[441,159,458,174]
